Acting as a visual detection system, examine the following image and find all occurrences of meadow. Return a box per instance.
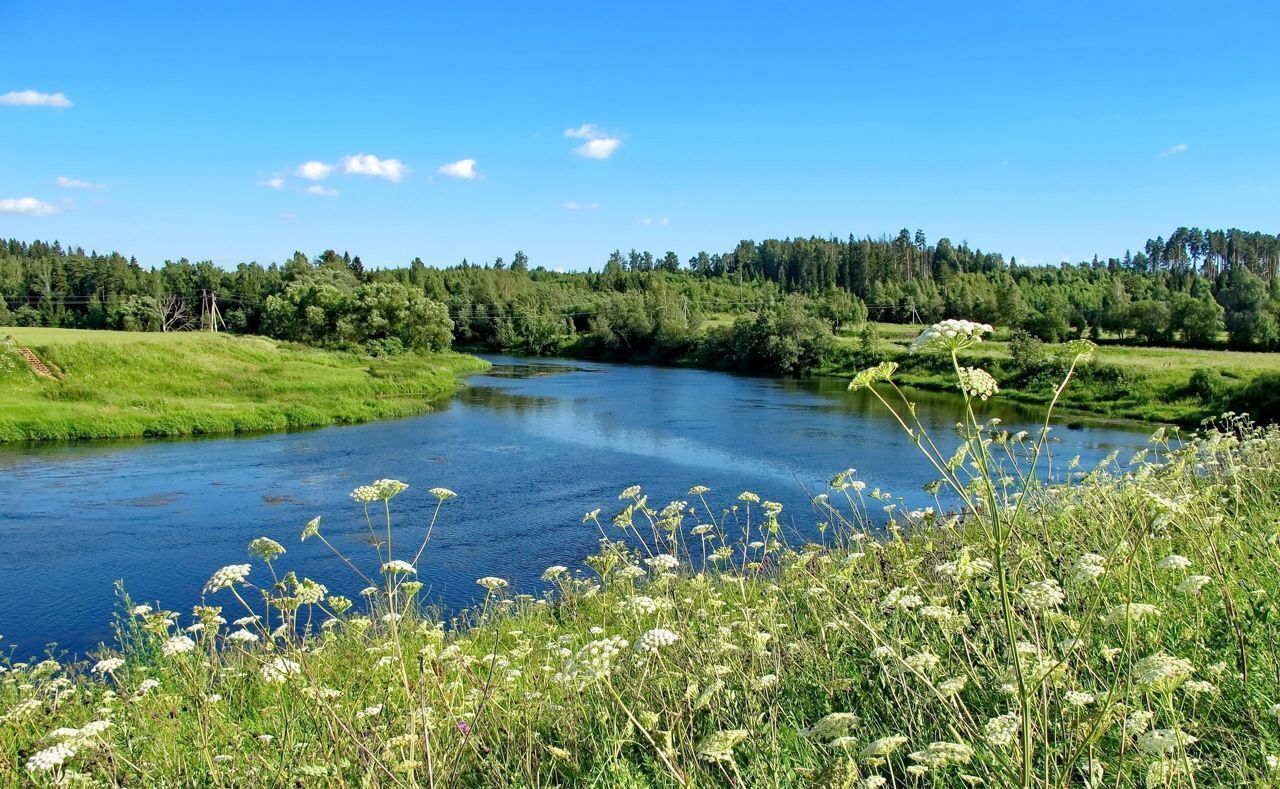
[0,328,489,442]
[828,322,1280,425]
[3,326,1278,787]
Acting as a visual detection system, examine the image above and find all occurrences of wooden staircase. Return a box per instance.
[18,348,56,378]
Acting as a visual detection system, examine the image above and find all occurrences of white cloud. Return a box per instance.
[304,184,337,196]
[564,124,622,159]
[257,177,286,189]
[56,176,105,190]
[640,217,670,226]
[574,138,622,159]
[438,158,478,179]
[1161,143,1189,156]
[296,161,334,180]
[342,153,406,181]
[0,90,73,108]
[0,197,58,215]
[564,124,602,139]
[563,201,600,210]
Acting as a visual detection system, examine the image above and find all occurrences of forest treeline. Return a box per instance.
[2,226,1279,374]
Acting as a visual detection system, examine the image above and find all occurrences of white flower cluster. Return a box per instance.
[636,628,680,654]
[958,366,1000,400]
[1021,578,1065,610]
[161,636,196,657]
[204,564,251,594]
[248,536,285,561]
[260,658,301,684]
[476,576,509,591]
[802,712,859,742]
[555,636,629,686]
[350,479,408,503]
[1070,553,1106,583]
[908,319,993,354]
[983,712,1020,748]
[26,742,75,773]
[908,740,974,768]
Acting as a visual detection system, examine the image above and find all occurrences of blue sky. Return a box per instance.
[1,1,1277,270]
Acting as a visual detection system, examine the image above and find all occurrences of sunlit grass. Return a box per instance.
[0,328,489,441]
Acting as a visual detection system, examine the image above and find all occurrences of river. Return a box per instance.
[0,356,1155,656]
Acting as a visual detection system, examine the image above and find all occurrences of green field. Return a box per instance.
[0,328,488,442]
[828,322,1280,425]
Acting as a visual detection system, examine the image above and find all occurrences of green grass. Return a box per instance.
[829,322,1280,425]
[0,328,489,442]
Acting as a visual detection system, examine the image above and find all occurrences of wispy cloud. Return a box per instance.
[56,176,105,190]
[0,90,73,108]
[0,197,59,215]
[1161,143,1189,156]
[257,177,286,189]
[296,161,334,180]
[342,153,406,182]
[563,201,600,210]
[565,124,623,159]
[438,159,478,179]
[304,184,338,196]
[640,217,669,226]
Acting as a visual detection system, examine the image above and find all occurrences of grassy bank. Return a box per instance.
[0,328,489,442]
[825,322,1280,425]
[3,378,1279,784]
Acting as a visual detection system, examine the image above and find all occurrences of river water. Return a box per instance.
[0,356,1154,656]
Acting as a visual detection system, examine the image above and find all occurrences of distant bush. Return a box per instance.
[1187,367,1229,404]
[1232,372,1280,423]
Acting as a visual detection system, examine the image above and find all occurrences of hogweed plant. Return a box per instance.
[3,326,1280,786]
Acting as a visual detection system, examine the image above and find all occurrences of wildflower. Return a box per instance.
[351,479,408,503]
[696,729,748,763]
[645,554,679,572]
[131,604,153,616]
[300,516,321,541]
[161,635,196,657]
[1021,578,1065,610]
[428,487,456,500]
[227,629,259,644]
[938,676,968,696]
[752,674,778,691]
[738,491,760,503]
[26,743,75,773]
[1103,603,1160,626]
[476,576,509,591]
[92,658,124,674]
[1136,728,1195,755]
[382,560,416,575]
[882,586,924,612]
[636,628,680,654]
[1155,554,1192,572]
[688,485,710,495]
[1183,680,1216,695]
[803,712,859,742]
[862,736,909,758]
[936,550,993,582]
[858,777,888,789]
[983,713,1020,748]
[1177,575,1212,594]
[260,658,301,683]
[356,705,383,719]
[957,366,999,400]
[903,651,941,675]
[908,319,993,354]
[1064,690,1095,708]
[1070,553,1106,583]
[909,741,974,768]
[247,536,285,561]
[1134,653,1196,691]
[848,361,899,391]
[1124,709,1155,735]
[541,565,568,581]
[204,564,251,594]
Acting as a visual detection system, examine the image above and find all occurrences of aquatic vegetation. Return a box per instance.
[2,328,1280,786]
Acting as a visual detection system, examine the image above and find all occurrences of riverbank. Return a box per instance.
[3,416,1276,785]
[819,322,1280,425]
[0,328,489,442]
